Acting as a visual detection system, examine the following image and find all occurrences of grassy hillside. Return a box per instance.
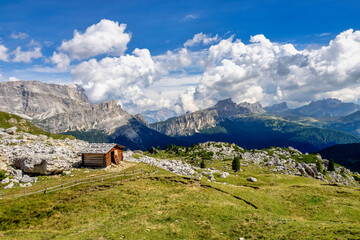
[0,111,75,140]
[0,161,359,239]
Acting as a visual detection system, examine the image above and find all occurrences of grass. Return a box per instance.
[0,162,359,239]
[0,111,75,140]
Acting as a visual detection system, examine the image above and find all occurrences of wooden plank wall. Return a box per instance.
[83,154,106,167]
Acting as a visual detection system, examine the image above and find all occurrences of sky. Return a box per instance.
[1,0,360,114]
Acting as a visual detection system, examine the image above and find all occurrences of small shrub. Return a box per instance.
[0,170,6,181]
[316,160,323,173]
[232,157,240,172]
[353,174,360,183]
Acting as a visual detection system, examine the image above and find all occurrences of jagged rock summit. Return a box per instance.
[264,102,289,113]
[150,98,265,136]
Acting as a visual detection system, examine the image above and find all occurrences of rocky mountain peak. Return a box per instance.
[309,98,342,106]
[264,102,289,113]
[215,98,238,113]
[98,99,118,109]
[132,113,149,127]
[238,101,265,114]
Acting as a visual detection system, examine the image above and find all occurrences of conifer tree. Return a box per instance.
[232,156,240,172]
[200,160,206,168]
[328,159,335,171]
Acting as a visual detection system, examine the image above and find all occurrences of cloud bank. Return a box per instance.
[3,19,360,115]
[67,23,360,113]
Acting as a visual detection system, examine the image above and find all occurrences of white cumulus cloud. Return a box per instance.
[184,33,219,47]
[50,52,71,71]
[72,48,156,107]
[0,45,9,61]
[179,29,360,111]
[59,19,131,60]
[11,47,42,63]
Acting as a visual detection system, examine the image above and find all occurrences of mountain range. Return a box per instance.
[0,81,179,149]
[1,80,360,152]
[266,98,360,118]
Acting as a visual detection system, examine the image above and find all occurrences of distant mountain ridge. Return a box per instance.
[141,107,178,124]
[0,81,178,150]
[2,81,360,152]
[265,98,360,118]
[150,98,360,152]
[150,98,265,136]
[264,102,289,113]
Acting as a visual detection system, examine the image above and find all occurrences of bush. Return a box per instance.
[232,157,240,172]
[200,160,206,169]
[353,174,360,183]
[0,170,6,181]
[328,159,335,172]
[316,160,323,173]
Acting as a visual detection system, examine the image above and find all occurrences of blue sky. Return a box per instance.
[1,0,359,52]
[1,0,360,113]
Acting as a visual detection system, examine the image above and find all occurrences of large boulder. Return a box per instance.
[13,155,70,175]
[5,127,17,135]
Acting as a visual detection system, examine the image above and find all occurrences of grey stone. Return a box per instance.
[20,183,32,187]
[13,156,70,175]
[4,181,14,189]
[133,150,143,154]
[247,177,257,182]
[5,127,17,135]
[219,172,230,178]
[208,174,216,182]
[1,177,9,184]
[10,168,23,181]
[20,175,37,183]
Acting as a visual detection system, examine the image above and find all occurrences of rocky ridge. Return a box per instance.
[0,127,88,189]
[194,142,359,186]
[123,142,359,186]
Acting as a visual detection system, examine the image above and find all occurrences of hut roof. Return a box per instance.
[81,143,124,154]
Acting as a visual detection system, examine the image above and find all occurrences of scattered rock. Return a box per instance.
[4,181,14,189]
[247,177,257,182]
[133,150,143,154]
[219,172,230,178]
[1,177,9,184]
[208,174,216,182]
[20,175,37,183]
[20,183,32,187]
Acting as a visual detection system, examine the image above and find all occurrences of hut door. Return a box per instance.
[111,151,116,164]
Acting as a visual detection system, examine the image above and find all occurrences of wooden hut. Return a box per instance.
[81,143,125,167]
